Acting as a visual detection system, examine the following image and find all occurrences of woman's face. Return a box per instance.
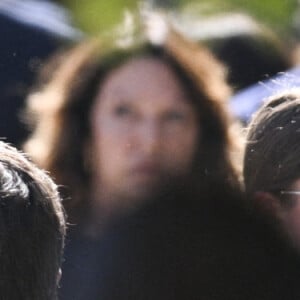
[89,56,199,211]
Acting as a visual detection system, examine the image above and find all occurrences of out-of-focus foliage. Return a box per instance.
[60,0,298,36]
[178,0,297,34]
[62,0,138,34]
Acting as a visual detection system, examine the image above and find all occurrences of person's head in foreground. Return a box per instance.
[0,141,65,300]
[244,89,300,250]
[24,12,241,227]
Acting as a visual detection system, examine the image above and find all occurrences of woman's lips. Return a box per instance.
[130,162,161,177]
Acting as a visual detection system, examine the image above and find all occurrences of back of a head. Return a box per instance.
[173,12,291,91]
[211,33,290,91]
[244,89,300,197]
[0,142,65,300]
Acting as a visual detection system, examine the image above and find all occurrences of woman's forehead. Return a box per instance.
[95,56,192,106]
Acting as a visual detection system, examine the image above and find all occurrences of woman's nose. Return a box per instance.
[137,120,162,155]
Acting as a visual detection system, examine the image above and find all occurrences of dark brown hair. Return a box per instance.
[24,19,242,221]
[0,141,65,300]
[244,89,300,206]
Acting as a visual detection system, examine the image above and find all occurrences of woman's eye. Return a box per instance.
[164,111,186,122]
[113,104,132,117]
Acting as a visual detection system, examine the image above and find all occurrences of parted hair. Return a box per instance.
[244,89,300,203]
[0,141,65,300]
[24,15,242,221]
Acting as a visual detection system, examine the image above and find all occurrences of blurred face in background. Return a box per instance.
[89,56,199,214]
[255,177,300,251]
[279,178,300,250]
